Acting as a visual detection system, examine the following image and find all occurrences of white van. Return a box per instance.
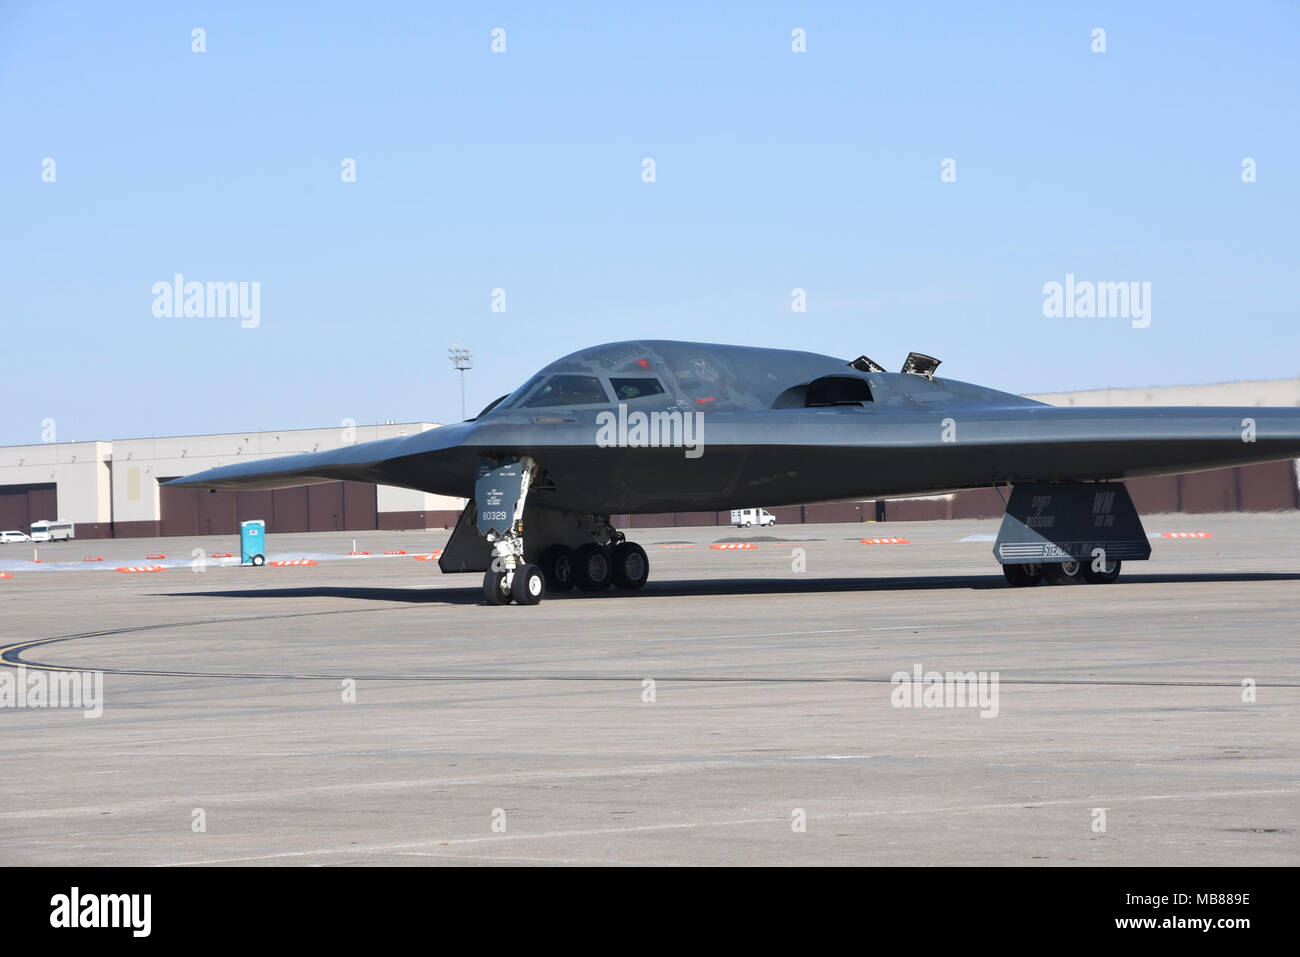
[31,520,74,542]
[730,508,776,528]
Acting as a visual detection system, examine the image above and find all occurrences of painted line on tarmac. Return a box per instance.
[2,622,1297,687]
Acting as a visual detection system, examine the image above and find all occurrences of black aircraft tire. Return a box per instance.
[1082,559,1122,584]
[1044,560,1085,586]
[574,544,614,591]
[539,545,575,592]
[612,542,650,591]
[1002,563,1042,587]
[511,563,545,604]
[483,568,510,604]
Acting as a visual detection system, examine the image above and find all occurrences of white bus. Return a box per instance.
[31,520,75,542]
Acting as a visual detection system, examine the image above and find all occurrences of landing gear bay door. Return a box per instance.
[994,483,1151,566]
[438,502,492,573]
[475,458,526,537]
[438,458,531,575]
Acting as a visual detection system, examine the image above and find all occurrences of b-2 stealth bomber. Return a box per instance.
[169,340,1300,604]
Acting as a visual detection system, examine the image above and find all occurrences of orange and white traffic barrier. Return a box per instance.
[384,549,407,556]
[348,550,370,556]
[83,556,103,562]
[660,544,695,549]
[269,559,317,566]
[413,549,444,561]
[861,537,910,545]
[211,552,233,559]
[0,572,12,579]
[1161,531,1213,539]
[710,542,758,550]
[116,565,165,573]
[146,553,166,560]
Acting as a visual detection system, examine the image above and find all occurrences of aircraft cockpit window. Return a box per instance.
[499,374,544,409]
[472,394,510,419]
[520,374,610,408]
[610,377,666,401]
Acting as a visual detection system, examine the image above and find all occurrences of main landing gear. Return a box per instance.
[1001,558,1123,587]
[533,525,650,597]
[484,536,650,604]
[993,482,1147,589]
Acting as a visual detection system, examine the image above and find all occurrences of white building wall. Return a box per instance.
[376,486,463,514]
[1028,378,1300,407]
[110,422,464,522]
[0,441,112,524]
[2,424,467,530]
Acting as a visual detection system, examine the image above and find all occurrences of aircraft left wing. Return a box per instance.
[162,422,476,494]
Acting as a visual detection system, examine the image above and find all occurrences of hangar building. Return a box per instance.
[0,423,465,539]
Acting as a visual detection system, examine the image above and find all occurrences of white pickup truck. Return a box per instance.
[730,508,776,528]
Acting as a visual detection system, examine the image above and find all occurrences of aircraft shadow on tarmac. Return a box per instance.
[162,571,1300,606]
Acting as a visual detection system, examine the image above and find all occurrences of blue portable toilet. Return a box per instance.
[240,519,267,566]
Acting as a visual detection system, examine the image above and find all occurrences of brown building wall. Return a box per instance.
[1238,460,1299,511]
[71,523,113,540]
[112,520,161,538]
[307,484,344,532]
[887,498,953,522]
[154,481,382,537]
[1180,468,1239,514]
[950,487,1005,519]
[377,509,461,530]
[236,489,274,526]
[0,483,57,531]
[344,482,379,528]
[196,485,237,536]
[1125,475,1182,513]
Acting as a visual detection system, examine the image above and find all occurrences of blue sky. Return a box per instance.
[2,1,1297,445]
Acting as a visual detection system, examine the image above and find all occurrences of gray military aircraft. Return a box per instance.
[168,339,1300,605]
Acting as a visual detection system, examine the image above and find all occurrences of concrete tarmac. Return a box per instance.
[0,514,1297,866]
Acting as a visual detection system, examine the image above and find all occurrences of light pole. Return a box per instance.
[448,345,472,420]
